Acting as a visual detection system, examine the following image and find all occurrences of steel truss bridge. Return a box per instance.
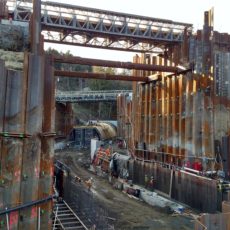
[55,90,132,102]
[6,0,192,52]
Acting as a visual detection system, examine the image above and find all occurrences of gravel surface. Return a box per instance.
[55,149,194,230]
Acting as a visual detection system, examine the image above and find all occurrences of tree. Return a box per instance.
[88,66,132,90]
[45,48,92,90]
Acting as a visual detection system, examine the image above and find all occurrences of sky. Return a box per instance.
[44,0,229,61]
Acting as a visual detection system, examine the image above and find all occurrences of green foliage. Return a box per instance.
[88,66,132,90]
[46,48,92,90]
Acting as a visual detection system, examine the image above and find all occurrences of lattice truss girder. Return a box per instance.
[6,0,193,52]
[55,90,132,102]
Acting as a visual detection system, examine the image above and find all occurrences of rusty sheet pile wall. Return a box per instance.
[128,54,225,170]
[195,201,230,230]
[0,54,55,229]
[117,53,229,212]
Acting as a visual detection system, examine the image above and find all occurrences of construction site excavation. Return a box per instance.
[0,0,230,229]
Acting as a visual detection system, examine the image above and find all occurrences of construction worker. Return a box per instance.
[93,144,104,166]
[149,176,155,191]
[144,174,149,188]
[85,177,93,191]
[105,147,111,157]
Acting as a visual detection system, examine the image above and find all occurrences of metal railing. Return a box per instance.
[54,160,114,230]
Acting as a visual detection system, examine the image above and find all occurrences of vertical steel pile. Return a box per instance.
[18,53,44,228]
[39,55,55,229]
[0,0,8,19]
[117,94,132,148]
[55,102,74,137]
[0,54,55,228]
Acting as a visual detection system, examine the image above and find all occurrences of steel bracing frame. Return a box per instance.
[7,0,192,52]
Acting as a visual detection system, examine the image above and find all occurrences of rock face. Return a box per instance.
[0,24,24,51]
[0,20,29,52]
[0,49,24,70]
[0,0,8,19]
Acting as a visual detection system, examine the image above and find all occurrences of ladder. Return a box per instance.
[53,200,88,230]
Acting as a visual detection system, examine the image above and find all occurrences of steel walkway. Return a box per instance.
[7,0,192,52]
[53,200,88,230]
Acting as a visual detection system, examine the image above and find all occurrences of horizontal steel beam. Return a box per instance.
[54,56,179,72]
[54,70,149,82]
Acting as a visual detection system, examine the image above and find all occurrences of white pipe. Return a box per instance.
[38,207,41,230]
[53,206,58,230]
[6,213,9,230]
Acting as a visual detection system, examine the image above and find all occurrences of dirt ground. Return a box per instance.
[55,149,195,230]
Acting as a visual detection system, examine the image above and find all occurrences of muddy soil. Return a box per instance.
[55,149,194,230]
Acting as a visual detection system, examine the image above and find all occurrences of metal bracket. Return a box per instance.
[39,132,56,137]
[0,132,32,138]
